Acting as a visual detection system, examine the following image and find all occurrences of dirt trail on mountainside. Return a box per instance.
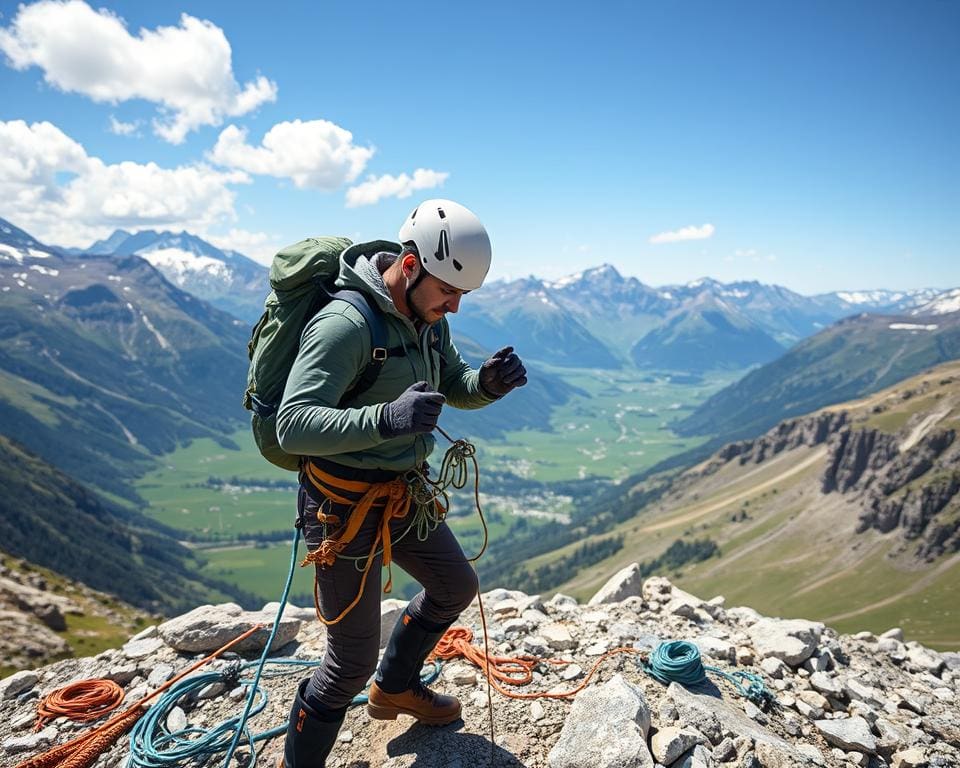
[637,447,827,535]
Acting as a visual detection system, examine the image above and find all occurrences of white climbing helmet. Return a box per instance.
[398,199,491,291]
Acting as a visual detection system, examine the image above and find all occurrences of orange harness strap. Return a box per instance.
[300,462,414,626]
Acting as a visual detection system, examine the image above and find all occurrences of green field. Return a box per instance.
[471,366,735,482]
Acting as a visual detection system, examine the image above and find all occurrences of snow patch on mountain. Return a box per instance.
[0,245,23,263]
[139,247,231,286]
[834,288,940,308]
[546,271,583,290]
[836,290,901,304]
[888,322,938,331]
[140,313,174,353]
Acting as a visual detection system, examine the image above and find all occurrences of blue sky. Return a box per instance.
[1,0,957,294]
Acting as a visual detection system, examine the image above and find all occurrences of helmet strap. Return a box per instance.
[403,256,430,325]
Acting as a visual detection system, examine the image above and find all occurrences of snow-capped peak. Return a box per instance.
[911,288,960,316]
[138,248,230,286]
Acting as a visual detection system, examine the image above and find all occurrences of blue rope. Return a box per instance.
[642,640,773,706]
[127,525,443,768]
[221,523,305,767]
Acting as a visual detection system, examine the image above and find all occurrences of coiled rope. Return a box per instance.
[13,624,267,768]
[642,640,772,706]
[34,679,125,731]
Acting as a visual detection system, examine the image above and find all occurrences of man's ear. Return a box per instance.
[402,253,420,279]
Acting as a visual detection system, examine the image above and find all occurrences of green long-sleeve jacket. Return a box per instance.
[276,244,495,471]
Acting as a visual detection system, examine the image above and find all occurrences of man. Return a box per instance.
[275,199,527,767]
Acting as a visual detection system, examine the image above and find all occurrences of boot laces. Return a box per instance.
[411,681,436,703]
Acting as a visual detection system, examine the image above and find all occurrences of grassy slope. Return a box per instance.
[549,360,960,650]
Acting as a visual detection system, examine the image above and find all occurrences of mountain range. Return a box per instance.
[456,268,946,372]
[44,223,951,374]
[65,228,268,324]
[675,311,960,441]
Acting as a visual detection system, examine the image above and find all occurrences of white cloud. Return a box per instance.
[210,121,374,189]
[0,119,248,245]
[649,223,715,244]
[206,228,281,267]
[345,168,449,207]
[0,1,277,144]
[108,115,139,136]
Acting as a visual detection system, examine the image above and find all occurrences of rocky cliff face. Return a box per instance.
[702,411,849,475]
[2,573,957,768]
[697,404,960,562]
[820,426,960,560]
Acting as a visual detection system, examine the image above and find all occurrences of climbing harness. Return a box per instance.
[298,425,488,627]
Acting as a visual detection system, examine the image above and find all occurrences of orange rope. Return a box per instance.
[34,679,125,731]
[431,625,643,700]
[15,623,267,768]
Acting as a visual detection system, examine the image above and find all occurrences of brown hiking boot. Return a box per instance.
[367,681,462,725]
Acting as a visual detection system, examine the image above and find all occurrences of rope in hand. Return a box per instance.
[34,679,125,731]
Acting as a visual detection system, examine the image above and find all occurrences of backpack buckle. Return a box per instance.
[372,347,388,362]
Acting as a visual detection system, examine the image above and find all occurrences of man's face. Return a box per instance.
[408,273,468,325]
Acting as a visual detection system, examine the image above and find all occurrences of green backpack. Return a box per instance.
[243,237,401,470]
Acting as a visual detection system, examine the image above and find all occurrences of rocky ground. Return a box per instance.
[1,567,957,768]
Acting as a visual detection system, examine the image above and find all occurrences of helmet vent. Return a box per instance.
[437,207,446,219]
[452,259,463,272]
[410,207,418,220]
[435,230,449,262]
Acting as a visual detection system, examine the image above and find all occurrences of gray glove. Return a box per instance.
[378,381,446,439]
[479,346,528,398]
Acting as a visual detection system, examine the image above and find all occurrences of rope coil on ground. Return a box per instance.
[34,679,125,731]
[641,639,772,706]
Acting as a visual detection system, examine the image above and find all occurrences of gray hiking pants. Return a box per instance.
[297,482,478,711]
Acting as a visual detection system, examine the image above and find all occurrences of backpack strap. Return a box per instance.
[330,288,405,405]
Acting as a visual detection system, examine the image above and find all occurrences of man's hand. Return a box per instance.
[378,381,446,438]
[479,346,528,398]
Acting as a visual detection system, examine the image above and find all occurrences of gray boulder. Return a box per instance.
[157,603,301,653]
[547,674,653,768]
[814,716,877,754]
[588,563,643,605]
[747,617,823,666]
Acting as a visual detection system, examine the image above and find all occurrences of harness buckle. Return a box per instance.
[372,347,388,362]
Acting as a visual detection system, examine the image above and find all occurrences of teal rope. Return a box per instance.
[127,524,442,767]
[221,523,304,767]
[642,640,773,707]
